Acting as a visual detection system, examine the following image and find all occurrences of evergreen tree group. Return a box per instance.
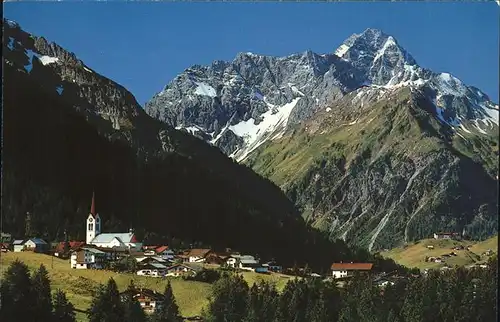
[87,278,182,322]
[204,256,498,322]
[0,261,76,322]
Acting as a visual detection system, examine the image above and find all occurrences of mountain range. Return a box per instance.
[145,28,498,250]
[3,19,498,253]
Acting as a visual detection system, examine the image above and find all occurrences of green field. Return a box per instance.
[380,235,498,270]
[0,252,294,321]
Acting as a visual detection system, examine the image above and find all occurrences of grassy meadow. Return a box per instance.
[0,252,294,321]
[380,235,498,270]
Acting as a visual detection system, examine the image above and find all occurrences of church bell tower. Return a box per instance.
[86,191,101,244]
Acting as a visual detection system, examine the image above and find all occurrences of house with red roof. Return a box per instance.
[55,241,85,255]
[331,262,374,279]
[154,246,175,260]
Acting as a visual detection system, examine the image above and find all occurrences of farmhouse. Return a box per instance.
[181,248,212,263]
[1,243,10,252]
[136,263,168,277]
[13,240,25,252]
[120,288,163,314]
[70,247,106,269]
[24,238,49,253]
[226,255,260,270]
[85,192,142,251]
[164,263,201,277]
[204,252,231,265]
[330,262,373,279]
[433,232,461,240]
[262,261,282,273]
[135,256,169,266]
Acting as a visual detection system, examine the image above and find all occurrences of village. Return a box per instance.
[0,194,495,316]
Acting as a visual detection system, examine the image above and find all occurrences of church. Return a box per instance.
[86,192,142,251]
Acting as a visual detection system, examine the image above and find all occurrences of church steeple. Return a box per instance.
[90,191,96,217]
[86,191,101,244]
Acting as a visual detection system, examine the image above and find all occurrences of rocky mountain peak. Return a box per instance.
[335,28,417,86]
[144,26,497,163]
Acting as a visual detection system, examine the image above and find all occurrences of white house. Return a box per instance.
[85,192,142,251]
[180,248,212,263]
[24,238,49,253]
[330,262,373,279]
[433,232,461,240]
[13,240,25,252]
[226,255,259,270]
[135,256,168,265]
[164,264,200,277]
[70,247,106,269]
[136,263,168,277]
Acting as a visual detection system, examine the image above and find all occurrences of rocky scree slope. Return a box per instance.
[145,28,498,164]
[2,19,357,269]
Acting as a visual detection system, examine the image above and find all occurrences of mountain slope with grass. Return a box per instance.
[245,86,498,251]
[380,235,498,270]
[144,27,498,251]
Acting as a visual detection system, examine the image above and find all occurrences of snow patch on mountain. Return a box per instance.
[373,36,397,62]
[436,73,467,96]
[6,19,18,28]
[194,82,217,97]
[474,120,488,134]
[84,66,93,73]
[39,55,59,65]
[459,123,471,134]
[335,44,350,58]
[230,97,302,162]
[479,103,499,125]
[210,121,231,144]
[289,83,305,97]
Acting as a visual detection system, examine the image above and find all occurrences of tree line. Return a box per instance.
[1,256,496,322]
[0,260,183,322]
[202,255,498,322]
[0,261,75,322]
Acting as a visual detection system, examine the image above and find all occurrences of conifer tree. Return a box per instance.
[308,281,341,322]
[152,281,182,322]
[122,281,146,322]
[205,273,249,322]
[0,260,35,322]
[244,281,278,322]
[32,264,53,322]
[63,231,70,256]
[52,289,76,322]
[88,278,125,322]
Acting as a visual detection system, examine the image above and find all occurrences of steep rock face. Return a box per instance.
[245,87,498,251]
[3,19,354,269]
[145,49,360,161]
[145,28,498,163]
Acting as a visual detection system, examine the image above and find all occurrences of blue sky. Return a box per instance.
[5,2,499,105]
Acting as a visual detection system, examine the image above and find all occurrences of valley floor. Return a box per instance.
[380,235,498,270]
[0,252,293,322]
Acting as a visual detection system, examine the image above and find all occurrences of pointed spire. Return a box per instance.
[90,191,96,216]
